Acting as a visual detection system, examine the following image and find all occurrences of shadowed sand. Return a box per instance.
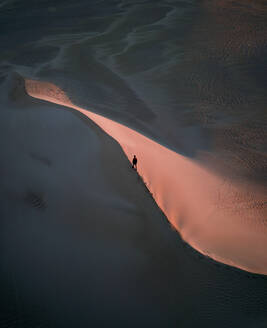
[25,78,267,275]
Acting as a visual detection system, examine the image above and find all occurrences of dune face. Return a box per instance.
[1,0,267,327]
[25,78,267,275]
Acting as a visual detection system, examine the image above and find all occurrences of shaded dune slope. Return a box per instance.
[1,72,267,328]
[1,72,185,327]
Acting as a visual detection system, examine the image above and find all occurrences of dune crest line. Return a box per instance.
[25,78,267,275]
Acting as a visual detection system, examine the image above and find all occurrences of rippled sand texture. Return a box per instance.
[1,1,266,180]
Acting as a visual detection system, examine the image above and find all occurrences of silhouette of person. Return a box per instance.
[132,155,137,170]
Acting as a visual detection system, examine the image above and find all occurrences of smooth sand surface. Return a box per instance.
[25,78,267,275]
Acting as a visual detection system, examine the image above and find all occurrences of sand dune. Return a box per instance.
[1,72,267,328]
[25,78,267,275]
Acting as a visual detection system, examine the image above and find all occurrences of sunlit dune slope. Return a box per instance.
[25,78,267,275]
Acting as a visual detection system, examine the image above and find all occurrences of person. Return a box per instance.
[132,155,137,170]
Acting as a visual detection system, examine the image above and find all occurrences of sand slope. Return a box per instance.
[25,77,267,275]
[0,73,267,328]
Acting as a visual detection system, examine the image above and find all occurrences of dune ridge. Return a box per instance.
[24,77,267,275]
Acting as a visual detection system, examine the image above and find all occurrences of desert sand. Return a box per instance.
[1,0,267,327]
